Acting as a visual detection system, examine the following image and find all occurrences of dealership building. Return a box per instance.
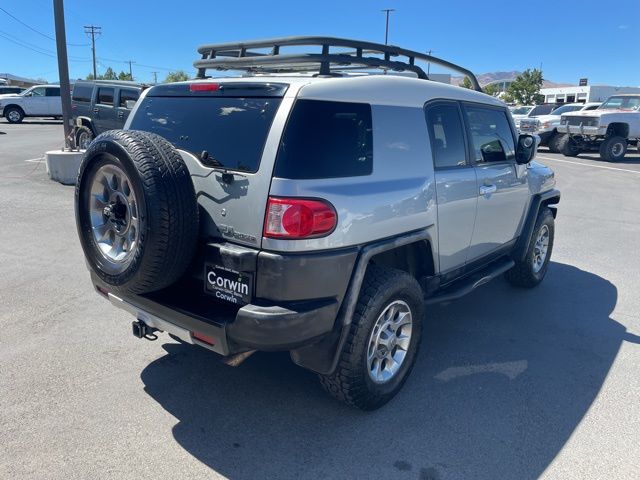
[540,85,640,104]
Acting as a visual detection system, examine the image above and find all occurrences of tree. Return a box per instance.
[482,83,500,97]
[164,70,189,83]
[102,67,117,80]
[503,68,544,105]
[460,76,473,89]
[118,71,133,81]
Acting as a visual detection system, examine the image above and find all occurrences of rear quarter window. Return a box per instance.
[274,100,373,179]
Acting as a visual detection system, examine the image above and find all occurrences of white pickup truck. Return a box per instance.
[519,102,600,152]
[0,85,62,123]
[557,94,640,161]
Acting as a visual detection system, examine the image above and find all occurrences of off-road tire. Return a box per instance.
[505,207,554,288]
[4,106,24,124]
[75,125,94,150]
[547,132,563,153]
[599,136,627,162]
[559,134,580,157]
[75,130,199,295]
[319,265,424,410]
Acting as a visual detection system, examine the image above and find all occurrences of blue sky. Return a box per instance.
[1,0,638,85]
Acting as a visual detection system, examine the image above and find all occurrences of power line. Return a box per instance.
[0,6,88,47]
[0,29,90,62]
[84,25,101,79]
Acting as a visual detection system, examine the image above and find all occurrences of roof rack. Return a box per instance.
[194,36,482,92]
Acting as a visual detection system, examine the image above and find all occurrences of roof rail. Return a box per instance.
[194,36,482,92]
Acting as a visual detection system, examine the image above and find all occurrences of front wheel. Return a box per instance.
[560,134,580,157]
[4,106,24,124]
[505,207,554,288]
[547,132,563,153]
[319,265,424,410]
[75,126,94,150]
[599,136,627,162]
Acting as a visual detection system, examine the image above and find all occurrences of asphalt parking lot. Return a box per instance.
[1,120,639,480]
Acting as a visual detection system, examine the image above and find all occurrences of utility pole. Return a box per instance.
[53,0,73,149]
[381,9,395,45]
[426,49,433,76]
[151,71,158,84]
[127,60,135,80]
[83,25,101,79]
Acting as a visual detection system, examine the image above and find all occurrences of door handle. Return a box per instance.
[479,184,497,196]
[117,112,124,118]
[93,108,99,114]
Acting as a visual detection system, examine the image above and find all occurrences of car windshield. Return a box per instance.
[550,105,582,115]
[19,87,34,96]
[511,106,533,115]
[600,96,640,111]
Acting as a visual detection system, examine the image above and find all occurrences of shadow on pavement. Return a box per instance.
[140,262,629,479]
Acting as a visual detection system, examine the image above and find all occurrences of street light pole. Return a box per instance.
[53,0,73,150]
[381,9,395,45]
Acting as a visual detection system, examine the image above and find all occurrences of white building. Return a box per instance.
[541,85,640,104]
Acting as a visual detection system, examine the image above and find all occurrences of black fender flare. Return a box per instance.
[290,228,435,374]
[512,189,561,262]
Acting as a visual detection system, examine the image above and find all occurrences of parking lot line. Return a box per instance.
[24,157,45,163]
[537,155,640,175]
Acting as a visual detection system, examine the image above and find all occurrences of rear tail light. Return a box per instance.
[189,83,220,92]
[264,197,337,239]
[192,331,216,345]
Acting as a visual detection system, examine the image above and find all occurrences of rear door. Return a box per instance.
[463,103,529,261]
[128,82,291,248]
[45,87,61,115]
[425,101,477,273]
[115,88,139,127]
[94,87,118,133]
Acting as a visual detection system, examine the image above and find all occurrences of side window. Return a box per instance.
[45,87,60,97]
[31,87,45,97]
[72,85,92,102]
[274,100,373,179]
[464,105,515,163]
[425,102,467,168]
[97,87,114,106]
[118,89,139,108]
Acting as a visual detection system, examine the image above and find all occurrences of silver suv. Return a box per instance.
[74,37,560,410]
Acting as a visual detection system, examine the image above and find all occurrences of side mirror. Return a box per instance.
[125,100,136,109]
[516,134,536,164]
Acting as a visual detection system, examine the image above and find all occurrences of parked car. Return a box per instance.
[0,86,24,95]
[519,102,601,152]
[71,80,146,149]
[557,94,640,161]
[74,37,559,410]
[0,85,61,123]
[510,103,558,129]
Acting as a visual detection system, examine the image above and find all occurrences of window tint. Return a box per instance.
[425,103,467,168]
[45,87,60,97]
[97,87,114,105]
[529,104,556,116]
[72,84,92,103]
[119,89,139,108]
[275,100,373,179]
[464,105,515,163]
[129,96,281,173]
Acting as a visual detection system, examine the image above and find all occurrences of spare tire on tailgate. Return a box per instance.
[75,130,199,295]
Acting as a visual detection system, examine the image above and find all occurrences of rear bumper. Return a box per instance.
[91,242,357,354]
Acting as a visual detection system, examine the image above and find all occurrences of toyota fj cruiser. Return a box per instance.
[557,94,640,161]
[75,37,560,410]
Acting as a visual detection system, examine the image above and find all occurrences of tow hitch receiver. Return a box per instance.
[132,320,158,340]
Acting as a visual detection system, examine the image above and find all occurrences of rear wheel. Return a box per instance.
[599,136,627,162]
[319,265,424,410]
[560,134,580,157]
[5,106,24,124]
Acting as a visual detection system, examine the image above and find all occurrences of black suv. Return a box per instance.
[0,86,24,95]
[71,80,146,149]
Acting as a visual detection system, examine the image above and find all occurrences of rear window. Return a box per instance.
[274,100,373,179]
[119,89,139,108]
[72,84,92,103]
[45,87,60,97]
[129,96,281,173]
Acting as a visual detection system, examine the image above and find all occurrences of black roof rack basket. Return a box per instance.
[194,36,482,92]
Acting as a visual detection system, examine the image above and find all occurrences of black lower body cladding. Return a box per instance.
[75,130,199,295]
